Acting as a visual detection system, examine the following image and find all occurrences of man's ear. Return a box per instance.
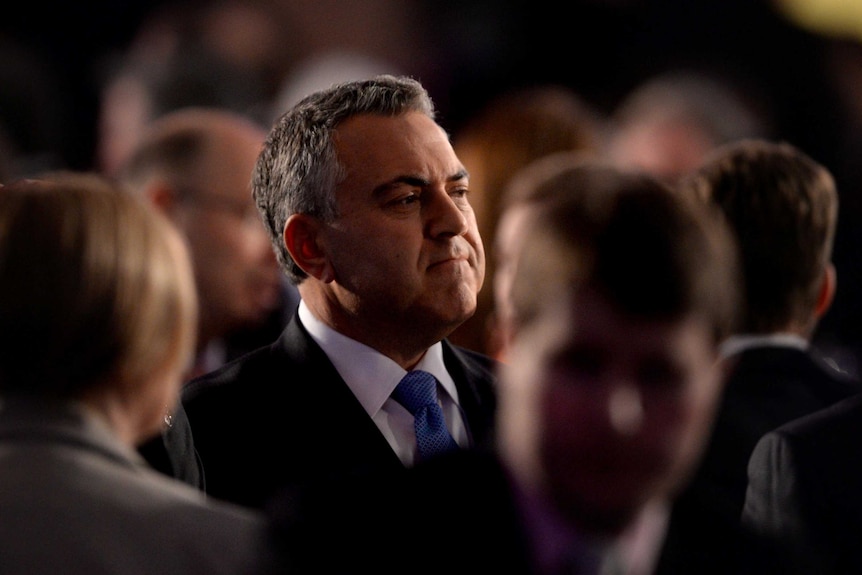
[814,262,837,319]
[145,182,180,216]
[284,214,335,282]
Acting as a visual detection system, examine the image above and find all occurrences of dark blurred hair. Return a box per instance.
[506,153,741,344]
[680,138,837,333]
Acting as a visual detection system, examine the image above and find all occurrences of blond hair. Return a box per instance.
[0,173,197,397]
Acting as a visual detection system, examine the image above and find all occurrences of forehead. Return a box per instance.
[332,111,462,189]
[195,127,264,196]
[524,287,712,365]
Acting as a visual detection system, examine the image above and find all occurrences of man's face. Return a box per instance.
[499,287,721,535]
[492,203,539,358]
[318,111,485,341]
[179,128,283,337]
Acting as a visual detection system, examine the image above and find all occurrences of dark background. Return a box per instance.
[4,0,862,368]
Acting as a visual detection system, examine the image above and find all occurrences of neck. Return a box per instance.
[79,389,150,448]
[300,289,446,369]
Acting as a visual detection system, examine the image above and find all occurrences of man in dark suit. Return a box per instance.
[264,156,763,574]
[656,139,861,572]
[180,75,496,510]
[743,392,862,573]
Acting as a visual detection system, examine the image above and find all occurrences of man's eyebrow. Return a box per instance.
[450,169,469,183]
[372,170,469,197]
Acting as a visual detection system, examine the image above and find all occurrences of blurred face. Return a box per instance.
[491,203,539,359]
[609,118,715,184]
[177,127,282,341]
[499,287,721,536]
[315,111,485,349]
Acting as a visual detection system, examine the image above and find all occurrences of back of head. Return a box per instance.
[506,155,741,345]
[0,173,197,398]
[253,74,435,284]
[680,138,837,334]
[118,106,266,194]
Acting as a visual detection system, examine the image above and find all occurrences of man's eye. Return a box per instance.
[388,193,420,208]
[450,187,469,200]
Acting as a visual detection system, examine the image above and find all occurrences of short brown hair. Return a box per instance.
[680,139,837,333]
[505,154,741,344]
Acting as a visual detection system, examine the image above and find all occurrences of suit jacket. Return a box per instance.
[655,344,859,574]
[742,392,862,574]
[137,282,301,488]
[181,313,499,509]
[0,398,270,575]
[137,401,204,489]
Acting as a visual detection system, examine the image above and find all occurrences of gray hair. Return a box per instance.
[252,74,436,283]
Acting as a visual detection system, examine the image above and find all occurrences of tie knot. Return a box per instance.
[393,370,439,415]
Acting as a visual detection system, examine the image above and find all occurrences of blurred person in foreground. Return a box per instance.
[262,156,787,575]
[0,174,269,574]
[181,75,497,510]
[117,107,296,488]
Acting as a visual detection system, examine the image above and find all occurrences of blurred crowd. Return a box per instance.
[4,1,862,374]
[5,2,862,572]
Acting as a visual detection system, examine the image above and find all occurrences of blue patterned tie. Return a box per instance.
[393,370,459,461]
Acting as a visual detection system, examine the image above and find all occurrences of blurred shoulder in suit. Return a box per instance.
[0,173,270,574]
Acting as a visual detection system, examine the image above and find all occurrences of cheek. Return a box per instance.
[640,383,720,474]
[540,383,599,456]
[677,380,722,450]
[185,221,239,267]
[332,222,410,274]
[467,218,485,266]
[544,384,589,425]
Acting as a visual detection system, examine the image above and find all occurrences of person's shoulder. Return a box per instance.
[771,391,862,441]
[728,343,861,398]
[95,453,263,526]
[809,347,862,388]
[182,334,292,403]
[141,472,271,574]
[729,344,828,377]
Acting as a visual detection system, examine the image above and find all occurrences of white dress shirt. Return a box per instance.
[298,301,468,466]
[718,332,808,359]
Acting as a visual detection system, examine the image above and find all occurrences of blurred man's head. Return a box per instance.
[495,155,741,536]
[680,138,838,337]
[119,108,282,354]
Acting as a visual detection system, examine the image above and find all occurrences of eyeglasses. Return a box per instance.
[178,188,264,229]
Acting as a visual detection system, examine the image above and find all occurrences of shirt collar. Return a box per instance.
[719,333,808,359]
[298,300,456,416]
